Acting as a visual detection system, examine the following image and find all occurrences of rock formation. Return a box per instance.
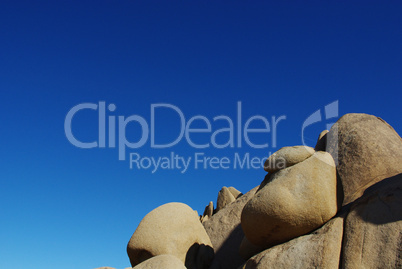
[242,151,338,248]
[127,202,213,269]
[216,187,236,212]
[203,186,258,269]
[326,113,402,205]
[314,129,329,151]
[119,113,401,269]
[341,173,402,268]
[241,214,344,268]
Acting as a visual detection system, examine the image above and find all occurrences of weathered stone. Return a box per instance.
[127,202,213,268]
[216,187,236,212]
[132,254,186,269]
[314,130,329,151]
[263,146,315,173]
[200,214,209,223]
[204,201,214,218]
[186,243,215,269]
[241,215,344,269]
[203,186,259,269]
[342,174,402,269]
[242,152,338,248]
[200,201,214,223]
[228,187,243,199]
[326,113,402,205]
[239,236,265,261]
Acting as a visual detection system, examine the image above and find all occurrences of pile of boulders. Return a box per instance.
[100,113,402,269]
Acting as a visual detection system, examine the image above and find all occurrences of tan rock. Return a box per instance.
[326,113,402,205]
[228,186,243,199]
[314,130,329,151]
[216,186,236,212]
[241,215,344,269]
[342,174,402,269]
[203,201,214,218]
[200,214,209,223]
[239,236,265,261]
[127,202,213,268]
[242,152,338,248]
[132,254,186,269]
[263,146,315,173]
[200,201,214,223]
[203,186,259,269]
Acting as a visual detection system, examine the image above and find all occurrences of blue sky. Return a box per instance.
[1,1,401,268]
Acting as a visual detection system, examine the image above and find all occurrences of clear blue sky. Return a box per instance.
[1,1,401,268]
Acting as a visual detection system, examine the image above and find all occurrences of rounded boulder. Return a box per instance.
[127,202,213,268]
[242,152,338,248]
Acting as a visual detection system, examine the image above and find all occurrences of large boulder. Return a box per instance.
[241,215,344,269]
[127,202,214,269]
[203,186,259,269]
[341,174,402,268]
[263,146,315,173]
[326,113,402,205]
[242,152,338,248]
[132,254,186,269]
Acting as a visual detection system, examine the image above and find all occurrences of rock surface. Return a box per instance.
[228,186,243,199]
[132,254,186,269]
[342,174,402,269]
[216,186,236,212]
[263,146,315,173]
[241,215,344,269]
[242,152,338,248]
[127,202,213,268]
[201,201,214,223]
[203,186,259,269]
[326,113,402,205]
[121,113,402,269]
[204,201,214,218]
[239,236,265,261]
[314,129,329,151]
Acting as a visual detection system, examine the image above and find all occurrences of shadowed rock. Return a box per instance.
[342,174,402,268]
[203,186,259,269]
[241,215,344,268]
[326,113,402,205]
[314,130,329,151]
